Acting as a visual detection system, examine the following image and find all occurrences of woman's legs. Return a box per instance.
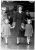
[17,29,25,45]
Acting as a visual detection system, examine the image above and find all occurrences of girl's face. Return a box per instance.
[5,19,9,24]
[27,20,31,24]
[1,7,6,15]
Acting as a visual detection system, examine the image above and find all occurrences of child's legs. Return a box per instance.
[17,37,21,44]
[27,36,30,44]
[5,36,8,43]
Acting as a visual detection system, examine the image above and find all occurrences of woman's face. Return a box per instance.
[18,7,22,11]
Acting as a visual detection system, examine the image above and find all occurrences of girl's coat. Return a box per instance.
[2,23,11,37]
[25,24,33,37]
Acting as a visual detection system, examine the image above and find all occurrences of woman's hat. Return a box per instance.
[17,5,23,10]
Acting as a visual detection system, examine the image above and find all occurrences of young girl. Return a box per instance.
[25,19,33,45]
[1,19,15,44]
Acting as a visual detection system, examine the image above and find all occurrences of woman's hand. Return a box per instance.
[11,22,16,29]
[21,23,25,29]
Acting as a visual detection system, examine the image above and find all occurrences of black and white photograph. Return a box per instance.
[1,0,34,50]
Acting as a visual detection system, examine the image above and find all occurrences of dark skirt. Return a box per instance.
[18,29,25,37]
